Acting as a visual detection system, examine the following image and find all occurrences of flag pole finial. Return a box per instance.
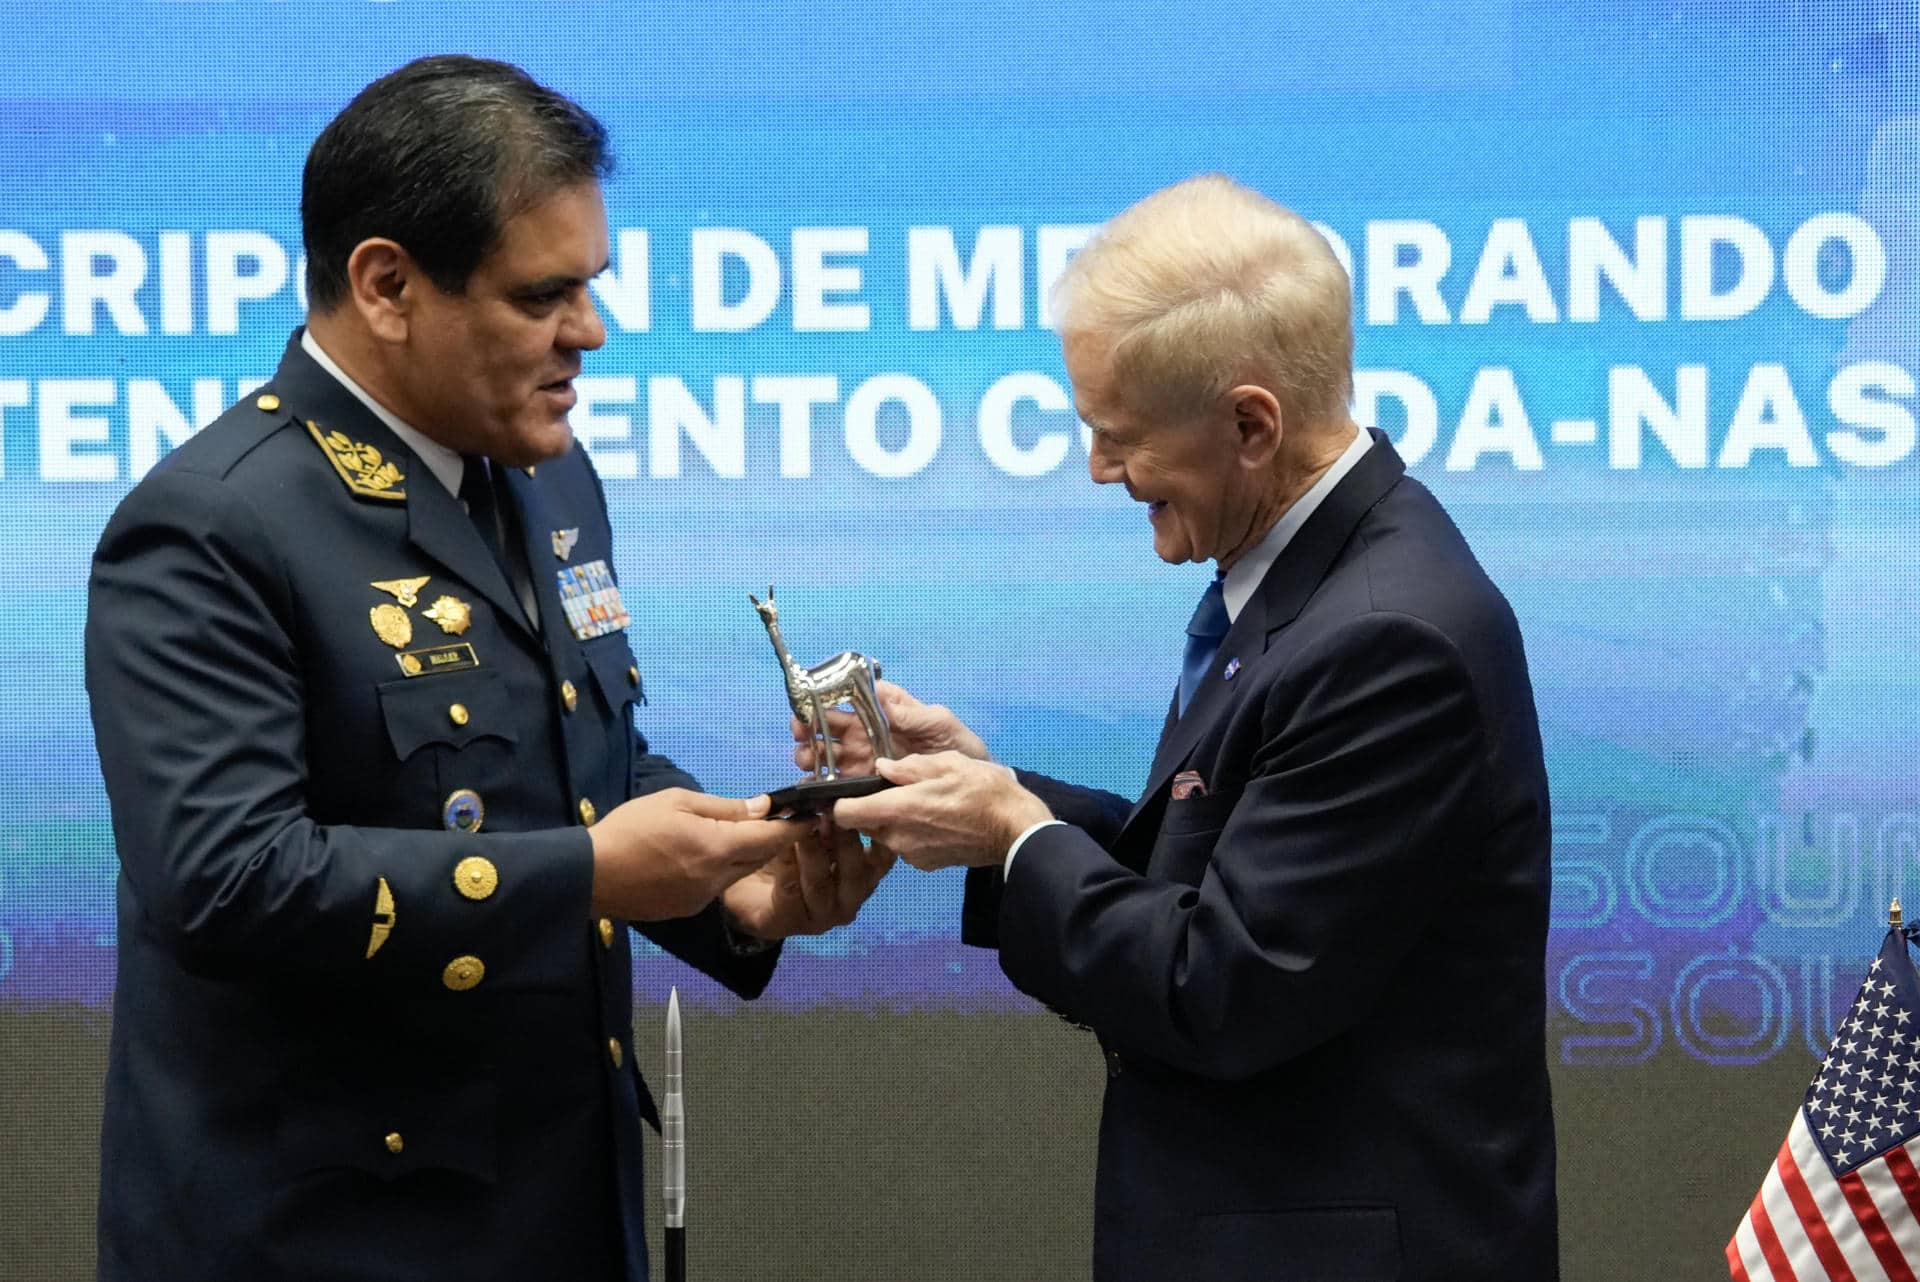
[1893,898,1904,930]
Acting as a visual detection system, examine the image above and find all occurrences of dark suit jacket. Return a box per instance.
[965,433,1558,1282]
[85,333,775,1282]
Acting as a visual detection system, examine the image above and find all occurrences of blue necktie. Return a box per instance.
[1178,575,1230,716]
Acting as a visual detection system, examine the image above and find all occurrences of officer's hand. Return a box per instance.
[721,819,896,940]
[791,679,990,776]
[588,789,795,921]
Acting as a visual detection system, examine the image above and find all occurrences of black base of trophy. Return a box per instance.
[767,773,895,819]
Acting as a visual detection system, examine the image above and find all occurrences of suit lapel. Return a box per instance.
[404,469,541,642]
[1130,600,1268,817]
[498,466,578,660]
[1114,431,1409,843]
[1251,430,1406,637]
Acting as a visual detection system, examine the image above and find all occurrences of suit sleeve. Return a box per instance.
[85,468,596,992]
[962,769,1131,948]
[993,611,1489,1080]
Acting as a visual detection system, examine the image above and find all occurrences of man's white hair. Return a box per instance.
[1051,174,1353,429]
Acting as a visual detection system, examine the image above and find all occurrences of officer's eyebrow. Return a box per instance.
[515,259,611,298]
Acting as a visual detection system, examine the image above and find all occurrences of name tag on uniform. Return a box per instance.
[395,642,480,677]
[556,559,630,641]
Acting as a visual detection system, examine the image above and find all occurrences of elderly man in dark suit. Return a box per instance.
[829,175,1558,1282]
[84,56,889,1282]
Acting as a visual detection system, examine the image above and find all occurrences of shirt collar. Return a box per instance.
[1220,426,1372,622]
[300,327,465,498]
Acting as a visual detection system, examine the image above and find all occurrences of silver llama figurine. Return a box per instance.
[750,586,892,779]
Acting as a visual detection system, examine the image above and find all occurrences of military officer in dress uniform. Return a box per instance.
[83,55,890,1282]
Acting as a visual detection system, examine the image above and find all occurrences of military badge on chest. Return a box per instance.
[422,596,471,635]
[368,576,480,674]
[556,558,630,641]
[369,602,412,648]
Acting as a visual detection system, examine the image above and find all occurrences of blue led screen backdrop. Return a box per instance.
[1,0,1916,1072]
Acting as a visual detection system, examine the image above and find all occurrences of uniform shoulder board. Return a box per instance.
[303,419,407,501]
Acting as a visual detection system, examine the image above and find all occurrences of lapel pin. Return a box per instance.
[552,528,580,560]
[1223,657,1241,681]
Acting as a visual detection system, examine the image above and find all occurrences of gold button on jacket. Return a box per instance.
[607,1037,623,1067]
[442,956,486,991]
[560,680,578,713]
[384,1131,404,1154]
[448,702,470,727]
[577,797,597,826]
[597,918,615,949]
[453,856,498,901]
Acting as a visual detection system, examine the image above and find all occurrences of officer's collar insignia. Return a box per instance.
[370,576,431,608]
[423,595,473,636]
[552,528,580,560]
[306,420,406,501]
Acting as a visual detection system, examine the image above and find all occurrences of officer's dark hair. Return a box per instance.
[302,55,611,311]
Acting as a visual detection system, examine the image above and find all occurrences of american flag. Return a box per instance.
[1728,926,1920,1281]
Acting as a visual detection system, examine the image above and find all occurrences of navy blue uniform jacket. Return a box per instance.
[85,334,775,1282]
[964,434,1558,1281]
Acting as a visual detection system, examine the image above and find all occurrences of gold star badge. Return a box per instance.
[371,576,431,608]
[423,595,472,636]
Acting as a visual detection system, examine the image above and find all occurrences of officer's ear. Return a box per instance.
[343,238,419,344]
